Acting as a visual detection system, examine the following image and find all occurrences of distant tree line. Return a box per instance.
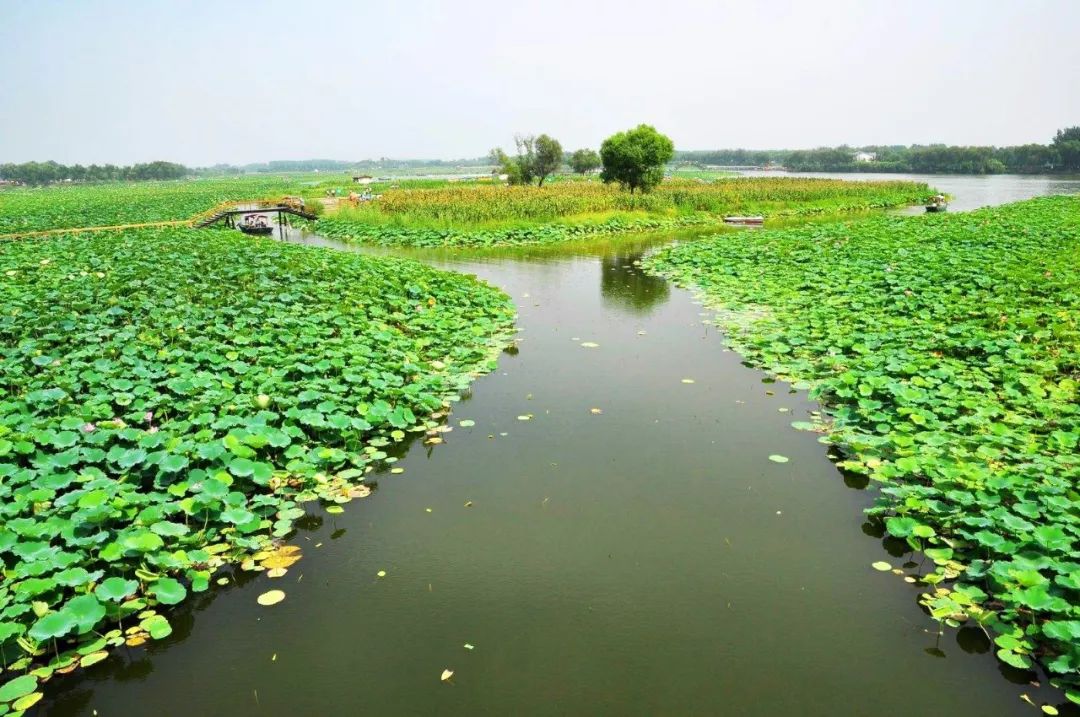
[0,160,189,185]
[675,127,1080,175]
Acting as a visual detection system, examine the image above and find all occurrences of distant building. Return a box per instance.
[353,175,374,185]
[854,151,877,163]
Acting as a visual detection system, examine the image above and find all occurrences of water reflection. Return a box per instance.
[956,626,991,655]
[600,251,670,315]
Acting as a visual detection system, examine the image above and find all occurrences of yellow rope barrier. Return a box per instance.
[0,220,189,240]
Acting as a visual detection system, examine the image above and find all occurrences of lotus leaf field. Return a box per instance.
[0,178,329,234]
[646,196,1080,697]
[0,228,515,704]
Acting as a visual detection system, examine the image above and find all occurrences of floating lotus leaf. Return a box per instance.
[140,615,172,640]
[80,651,110,667]
[12,692,43,711]
[257,590,286,606]
[259,547,302,571]
[0,674,38,703]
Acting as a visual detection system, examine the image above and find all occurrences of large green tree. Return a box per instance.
[1052,127,1080,171]
[569,148,601,175]
[599,125,674,193]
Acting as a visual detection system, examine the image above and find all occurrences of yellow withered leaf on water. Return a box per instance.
[257,590,286,606]
[260,545,302,570]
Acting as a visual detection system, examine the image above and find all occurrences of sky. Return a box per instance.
[1,0,1078,166]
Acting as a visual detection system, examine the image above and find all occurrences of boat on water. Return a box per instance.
[925,194,948,212]
[239,214,274,235]
[723,215,764,226]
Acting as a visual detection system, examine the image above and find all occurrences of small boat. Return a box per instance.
[239,214,274,235]
[925,195,948,213]
[723,215,764,225]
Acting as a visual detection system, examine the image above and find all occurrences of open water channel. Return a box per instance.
[44,175,1080,715]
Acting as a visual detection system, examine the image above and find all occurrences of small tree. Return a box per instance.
[569,148,601,175]
[533,134,563,186]
[490,144,528,185]
[512,136,537,185]
[600,125,675,193]
[490,134,562,186]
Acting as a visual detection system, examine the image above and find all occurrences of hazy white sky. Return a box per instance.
[1,0,1077,165]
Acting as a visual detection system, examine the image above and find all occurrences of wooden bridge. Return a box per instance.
[193,204,319,229]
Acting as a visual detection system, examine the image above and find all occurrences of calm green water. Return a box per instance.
[43,180,1077,716]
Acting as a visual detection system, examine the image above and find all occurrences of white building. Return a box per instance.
[853,151,877,163]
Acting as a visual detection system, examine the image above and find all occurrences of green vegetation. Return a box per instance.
[0,177,313,234]
[676,126,1080,174]
[600,124,675,193]
[315,177,932,247]
[0,227,515,703]
[317,211,719,248]
[0,172,930,250]
[665,167,737,180]
[644,197,1080,698]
